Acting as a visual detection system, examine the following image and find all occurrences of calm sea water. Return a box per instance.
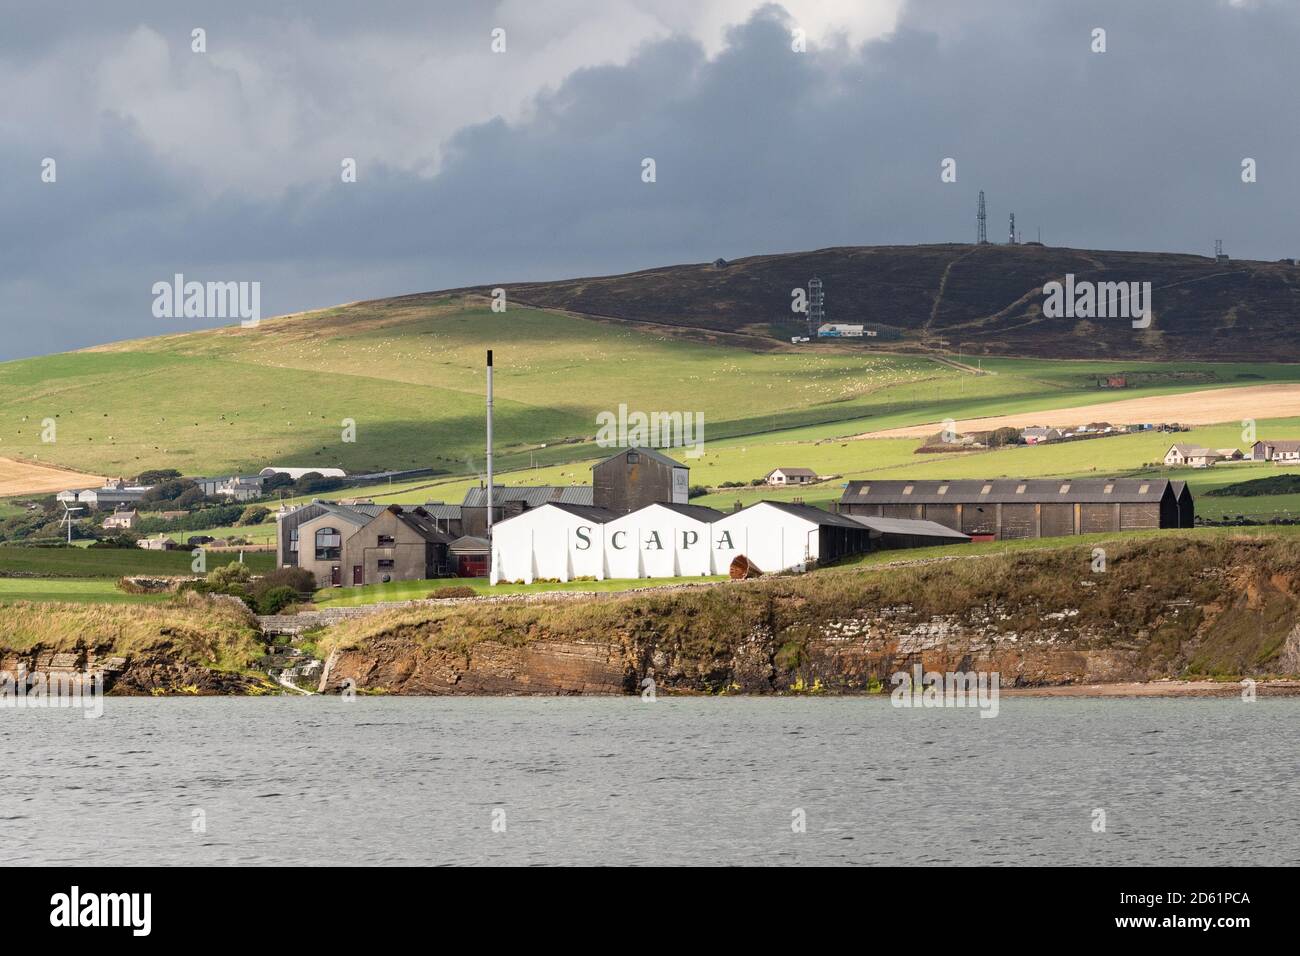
[1,697,1296,866]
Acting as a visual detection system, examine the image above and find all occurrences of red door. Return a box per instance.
[330,565,341,586]
[352,565,363,585]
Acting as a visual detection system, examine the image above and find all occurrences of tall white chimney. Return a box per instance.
[486,349,494,540]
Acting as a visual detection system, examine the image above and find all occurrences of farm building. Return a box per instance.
[103,508,138,530]
[592,447,689,515]
[1164,444,1213,467]
[1216,448,1245,461]
[837,478,1192,539]
[765,467,817,486]
[1021,426,1062,445]
[1250,440,1300,462]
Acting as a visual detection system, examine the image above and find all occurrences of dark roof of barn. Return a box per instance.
[448,535,491,552]
[636,502,724,521]
[592,446,685,470]
[846,515,971,540]
[460,485,594,508]
[840,478,1176,505]
[722,500,864,529]
[545,502,620,523]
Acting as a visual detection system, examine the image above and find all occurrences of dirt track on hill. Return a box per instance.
[850,383,1300,439]
[0,457,104,497]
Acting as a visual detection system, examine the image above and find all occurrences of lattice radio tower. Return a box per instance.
[807,276,824,336]
[976,190,988,244]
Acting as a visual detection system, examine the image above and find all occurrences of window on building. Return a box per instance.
[627,452,639,464]
[289,527,299,552]
[937,484,948,495]
[980,484,992,495]
[1138,483,1150,494]
[377,534,395,546]
[1104,484,1114,494]
[315,527,342,561]
[1016,484,1027,494]
[903,484,913,495]
[377,559,394,570]
[1059,484,1071,494]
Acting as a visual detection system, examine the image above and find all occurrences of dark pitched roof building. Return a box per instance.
[839,478,1191,538]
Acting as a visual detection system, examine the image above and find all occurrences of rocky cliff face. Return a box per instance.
[318,535,1300,695]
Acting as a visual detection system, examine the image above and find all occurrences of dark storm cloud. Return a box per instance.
[1,0,1296,360]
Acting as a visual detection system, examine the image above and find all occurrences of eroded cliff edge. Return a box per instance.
[316,535,1300,695]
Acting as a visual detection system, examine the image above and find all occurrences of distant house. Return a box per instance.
[765,467,817,486]
[77,479,152,511]
[1186,451,1220,468]
[1164,443,1212,467]
[103,509,138,530]
[1251,440,1300,462]
[1216,448,1245,461]
[1021,426,1062,445]
[1085,422,1116,434]
[1104,375,1127,388]
[216,475,265,501]
[136,535,176,551]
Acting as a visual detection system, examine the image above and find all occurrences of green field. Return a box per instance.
[0,545,274,579]
[0,577,169,605]
[5,293,1299,482]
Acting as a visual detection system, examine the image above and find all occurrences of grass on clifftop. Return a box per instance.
[0,592,265,672]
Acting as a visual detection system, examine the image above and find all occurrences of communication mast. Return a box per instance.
[977,191,988,244]
[1009,212,1016,245]
[807,277,824,336]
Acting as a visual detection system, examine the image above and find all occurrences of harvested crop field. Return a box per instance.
[0,456,104,497]
[850,383,1300,439]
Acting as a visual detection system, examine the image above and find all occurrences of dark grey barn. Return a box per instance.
[838,478,1192,540]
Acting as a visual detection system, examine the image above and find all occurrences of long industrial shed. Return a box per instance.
[837,478,1193,540]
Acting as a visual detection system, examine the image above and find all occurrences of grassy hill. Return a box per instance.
[472,243,1300,361]
[3,286,1299,483]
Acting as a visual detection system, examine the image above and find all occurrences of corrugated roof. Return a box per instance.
[846,515,971,539]
[460,485,594,508]
[448,535,490,552]
[420,503,463,519]
[841,478,1175,505]
[313,501,387,525]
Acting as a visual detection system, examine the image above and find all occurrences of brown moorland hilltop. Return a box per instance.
[449,243,1300,361]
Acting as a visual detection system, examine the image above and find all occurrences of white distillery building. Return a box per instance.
[604,503,723,578]
[490,498,871,583]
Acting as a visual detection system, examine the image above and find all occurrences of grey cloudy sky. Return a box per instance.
[0,0,1293,360]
